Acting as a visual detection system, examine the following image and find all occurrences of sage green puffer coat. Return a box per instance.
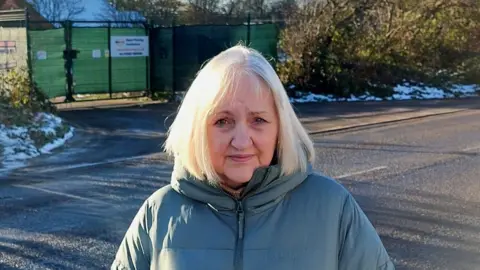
[112,165,395,270]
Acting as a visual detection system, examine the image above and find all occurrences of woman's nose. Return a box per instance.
[230,124,252,150]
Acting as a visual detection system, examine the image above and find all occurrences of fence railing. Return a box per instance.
[20,17,280,102]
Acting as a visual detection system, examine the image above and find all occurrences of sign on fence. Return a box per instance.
[92,49,101,58]
[110,36,149,58]
[0,41,17,69]
[0,41,16,54]
[0,61,16,69]
[36,51,47,60]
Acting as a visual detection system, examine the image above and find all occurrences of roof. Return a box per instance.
[0,8,24,21]
[0,0,53,29]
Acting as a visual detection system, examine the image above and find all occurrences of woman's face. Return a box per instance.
[207,74,279,189]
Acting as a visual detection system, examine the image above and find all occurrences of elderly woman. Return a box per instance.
[111,45,395,270]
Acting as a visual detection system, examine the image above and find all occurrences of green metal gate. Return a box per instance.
[28,21,150,100]
[71,24,149,96]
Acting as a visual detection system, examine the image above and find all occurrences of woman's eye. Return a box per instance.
[215,119,230,127]
[254,117,267,124]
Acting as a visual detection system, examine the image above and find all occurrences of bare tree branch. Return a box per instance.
[95,0,145,24]
[28,0,85,21]
[109,0,182,25]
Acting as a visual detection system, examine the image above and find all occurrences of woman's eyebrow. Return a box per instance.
[250,111,268,115]
[213,110,233,116]
[213,110,269,116]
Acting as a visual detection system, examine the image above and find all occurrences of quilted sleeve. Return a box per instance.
[111,200,154,270]
[338,194,395,270]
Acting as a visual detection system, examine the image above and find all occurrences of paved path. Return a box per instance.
[1,99,479,269]
[310,109,480,269]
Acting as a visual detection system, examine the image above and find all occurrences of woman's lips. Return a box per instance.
[229,154,254,162]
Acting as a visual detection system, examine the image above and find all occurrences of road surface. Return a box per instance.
[0,101,479,269]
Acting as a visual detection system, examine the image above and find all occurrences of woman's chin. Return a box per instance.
[223,172,254,188]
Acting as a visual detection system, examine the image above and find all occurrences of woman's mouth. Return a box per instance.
[229,154,254,163]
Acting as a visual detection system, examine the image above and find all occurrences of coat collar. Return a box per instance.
[171,164,313,214]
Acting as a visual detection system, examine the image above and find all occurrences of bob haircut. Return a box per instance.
[164,44,315,183]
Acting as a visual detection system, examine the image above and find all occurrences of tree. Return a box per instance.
[28,0,85,21]
[177,0,222,24]
[216,0,282,22]
[109,0,283,25]
[269,0,299,21]
[108,0,183,25]
[277,0,480,97]
[95,1,145,23]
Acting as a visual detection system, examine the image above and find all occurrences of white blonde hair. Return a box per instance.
[164,44,315,182]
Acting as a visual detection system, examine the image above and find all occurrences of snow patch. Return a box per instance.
[290,84,479,103]
[40,128,75,154]
[0,113,75,171]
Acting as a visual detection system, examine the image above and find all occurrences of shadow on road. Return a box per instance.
[341,179,480,270]
[0,159,172,269]
[0,235,101,270]
[291,98,480,119]
[57,98,480,129]
[2,99,479,269]
[316,144,479,157]
[43,98,480,171]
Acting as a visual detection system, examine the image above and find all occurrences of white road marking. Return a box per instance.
[335,166,388,179]
[36,153,162,173]
[462,145,480,152]
[13,184,110,205]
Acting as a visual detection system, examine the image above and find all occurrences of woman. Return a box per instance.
[111,45,395,270]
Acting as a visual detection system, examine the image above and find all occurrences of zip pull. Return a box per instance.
[234,200,245,270]
[236,201,245,240]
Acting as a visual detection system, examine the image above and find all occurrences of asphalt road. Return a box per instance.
[1,101,480,269]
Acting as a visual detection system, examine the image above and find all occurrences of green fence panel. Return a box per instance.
[249,24,279,66]
[173,24,248,91]
[151,27,173,92]
[72,27,109,94]
[29,28,65,98]
[174,25,208,91]
[150,23,279,94]
[111,28,148,93]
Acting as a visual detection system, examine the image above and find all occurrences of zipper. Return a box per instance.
[234,200,245,270]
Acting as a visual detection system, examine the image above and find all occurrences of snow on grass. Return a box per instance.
[0,113,74,171]
[37,113,75,154]
[290,91,384,103]
[392,83,478,100]
[290,84,479,103]
[448,84,478,96]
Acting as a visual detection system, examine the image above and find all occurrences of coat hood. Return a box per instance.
[171,164,313,214]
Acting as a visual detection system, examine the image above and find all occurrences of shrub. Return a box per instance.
[0,68,55,114]
[277,0,480,98]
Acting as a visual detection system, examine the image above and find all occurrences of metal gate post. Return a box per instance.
[107,21,112,98]
[64,20,75,102]
[24,8,34,105]
[247,13,251,46]
[144,21,152,98]
[171,18,177,102]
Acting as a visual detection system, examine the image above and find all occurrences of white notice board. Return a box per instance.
[110,36,149,58]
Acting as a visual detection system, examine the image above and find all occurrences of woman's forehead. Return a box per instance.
[219,82,272,103]
[212,89,275,115]
[223,71,271,96]
[207,69,276,115]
